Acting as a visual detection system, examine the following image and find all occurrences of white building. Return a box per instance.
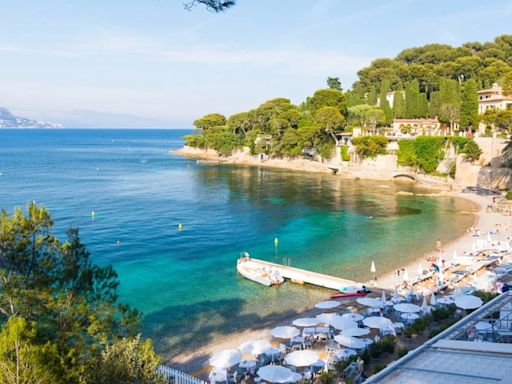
[478,83,512,114]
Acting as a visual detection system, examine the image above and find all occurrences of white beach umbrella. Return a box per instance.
[430,292,437,306]
[315,300,340,310]
[454,295,483,310]
[363,316,393,329]
[342,327,371,337]
[341,313,364,322]
[316,313,340,325]
[209,349,242,368]
[371,261,376,274]
[487,233,492,243]
[239,339,272,356]
[292,318,320,328]
[270,326,300,339]
[357,297,383,308]
[330,317,357,331]
[381,290,386,304]
[417,263,423,277]
[334,335,366,349]
[453,250,457,259]
[284,350,320,367]
[257,365,296,383]
[472,241,477,253]
[393,303,421,313]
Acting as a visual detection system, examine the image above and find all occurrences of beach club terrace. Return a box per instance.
[365,291,512,383]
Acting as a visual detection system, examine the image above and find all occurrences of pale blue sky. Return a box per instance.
[1,0,511,127]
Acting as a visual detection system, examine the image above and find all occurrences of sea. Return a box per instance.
[0,129,477,357]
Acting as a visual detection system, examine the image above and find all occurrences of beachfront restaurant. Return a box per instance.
[364,291,512,383]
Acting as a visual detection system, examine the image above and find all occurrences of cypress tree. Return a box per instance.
[419,93,428,118]
[459,79,479,131]
[379,80,393,125]
[405,80,420,118]
[439,78,460,125]
[393,87,406,118]
[429,91,441,118]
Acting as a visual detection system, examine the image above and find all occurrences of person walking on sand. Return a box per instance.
[436,239,442,252]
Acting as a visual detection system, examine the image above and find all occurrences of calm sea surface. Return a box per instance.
[0,129,476,357]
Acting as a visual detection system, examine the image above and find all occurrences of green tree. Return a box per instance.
[307,89,346,114]
[366,85,378,106]
[351,136,389,159]
[85,335,166,384]
[314,107,345,142]
[428,91,441,117]
[418,92,428,117]
[439,78,460,130]
[459,79,479,131]
[405,80,420,118]
[0,317,63,384]
[379,81,393,125]
[326,77,342,91]
[392,90,405,118]
[463,140,483,162]
[503,71,512,96]
[193,113,226,132]
[0,204,160,383]
[184,0,235,12]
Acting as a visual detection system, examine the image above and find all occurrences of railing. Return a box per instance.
[157,365,208,384]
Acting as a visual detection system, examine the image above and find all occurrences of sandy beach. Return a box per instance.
[167,191,511,377]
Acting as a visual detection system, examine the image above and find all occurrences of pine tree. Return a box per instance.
[459,79,479,131]
[405,80,420,118]
[379,80,393,125]
[367,85,378,105]
[393,87,406,118]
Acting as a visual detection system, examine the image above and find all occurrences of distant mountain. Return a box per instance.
[0,108,62,128]
[59,109,178,128]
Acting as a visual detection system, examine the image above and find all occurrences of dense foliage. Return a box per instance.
[397,136,480,173]
[185,35,512,160]
[351,135,388,159]
[0,204,165,384]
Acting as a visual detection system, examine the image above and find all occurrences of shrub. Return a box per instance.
[449,163,457,179]
[318,371,334,384]
[397,136,446,174]
[403,327,413,338]
[373,363,387,374]
[398,347,409,358]
[506,190,512,200]
[397,139,417,167]
[369,341,382,358]
[352,135,389,159]
[462,140,483,162]
[380,336,396,354]
[182,134,206,148]
[429,318,458,338]
[341,145,351,161]
[473,290,499,303]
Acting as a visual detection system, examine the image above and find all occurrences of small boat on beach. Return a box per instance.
[237,253,284,287]
[330,291,368,299]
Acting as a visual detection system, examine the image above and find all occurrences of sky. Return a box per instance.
[1,0,512,128]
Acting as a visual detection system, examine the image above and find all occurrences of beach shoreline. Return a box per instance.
[166,190,510,377]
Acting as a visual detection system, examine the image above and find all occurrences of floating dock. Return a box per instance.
[238,258,361,291]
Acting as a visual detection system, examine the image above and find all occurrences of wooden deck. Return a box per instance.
[238,258,361,291]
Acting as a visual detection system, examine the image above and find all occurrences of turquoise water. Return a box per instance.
[0,129,476,357]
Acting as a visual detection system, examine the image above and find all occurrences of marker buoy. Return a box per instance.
[116,240,121,245]
[178,224,183,231]
[274,237,279,247]
[91,211,96,219]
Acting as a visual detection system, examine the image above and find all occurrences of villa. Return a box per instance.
[478,83,512,114]
[390,118,442,136]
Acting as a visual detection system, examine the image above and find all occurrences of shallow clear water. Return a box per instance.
[0,129,476,356]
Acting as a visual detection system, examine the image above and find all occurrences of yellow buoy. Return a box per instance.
[178,223,183,231]
[274,237,279,247]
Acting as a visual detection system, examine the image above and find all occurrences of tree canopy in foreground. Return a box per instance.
[0,203,165,384]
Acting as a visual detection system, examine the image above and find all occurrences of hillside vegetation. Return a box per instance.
[185,35,512,159]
